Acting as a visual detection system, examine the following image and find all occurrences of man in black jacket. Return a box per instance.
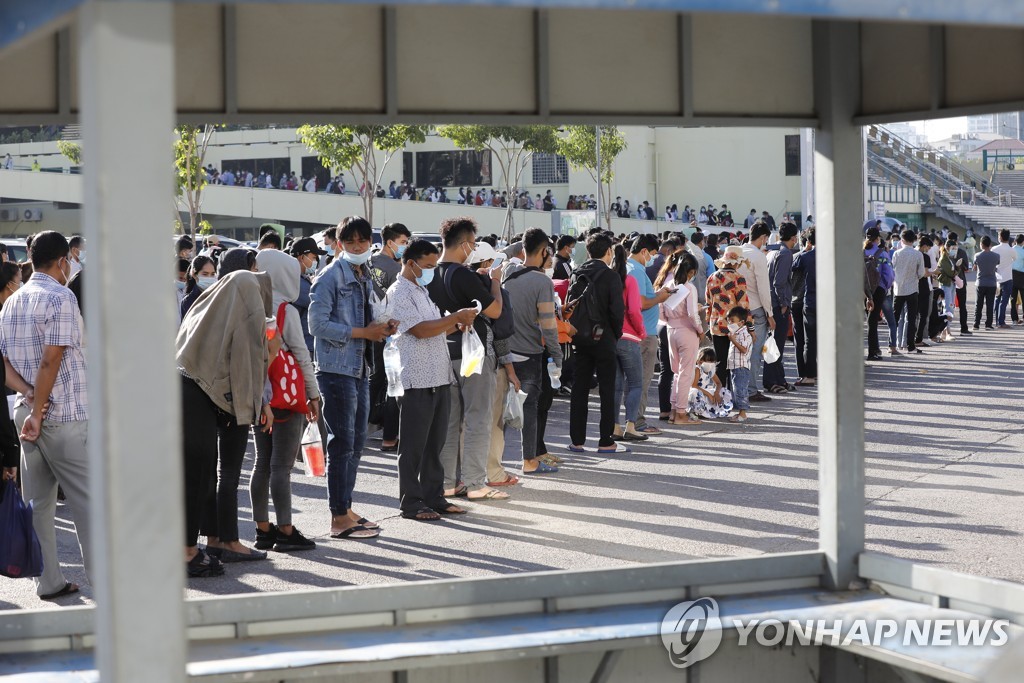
[568,233,625,452]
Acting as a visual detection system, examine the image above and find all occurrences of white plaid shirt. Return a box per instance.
[0,273,88,422]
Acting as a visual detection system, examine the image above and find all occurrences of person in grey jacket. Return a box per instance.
[764,222,799,392]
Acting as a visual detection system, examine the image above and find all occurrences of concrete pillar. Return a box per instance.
[812,20,866,590]
[79,1,186,680]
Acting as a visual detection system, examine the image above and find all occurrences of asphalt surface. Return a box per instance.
[2,303,1024,609]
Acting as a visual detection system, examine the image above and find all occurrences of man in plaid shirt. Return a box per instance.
[0,231,91,600]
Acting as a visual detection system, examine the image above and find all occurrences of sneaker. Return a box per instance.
[254,524,278,551]
[274,526,316,552]
[960,329,973,335]
[973,325,980,330]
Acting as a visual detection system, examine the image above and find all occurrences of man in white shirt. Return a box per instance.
[737,223,776,402]
[305,176,317,193]
[67,235,85,277]
[993,228,1016,327]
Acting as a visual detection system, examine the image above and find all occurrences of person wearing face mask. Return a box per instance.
[0,261,22,307]
[179,255,217,321]
[67,235,85,277]
[425,217,508,501]
[287,238,326,355]
[388,239,478,520]
[946,232,972,336]
[321,226,342,266]
[686,347,732,420]
[0,231,92,599]
[368,223,411,452]
[736,223,775,402]
[310,217,398,538]
[176,236,195,262]
[626,234,673,436]
[502,229,562,474]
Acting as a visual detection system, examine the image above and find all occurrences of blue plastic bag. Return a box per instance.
[0,479,43,578]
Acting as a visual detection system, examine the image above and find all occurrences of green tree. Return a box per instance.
[297,124,428,226]
[174,124,216,240]
[557,126,627,226]
[57,140,82,166]
[437,125,559,239]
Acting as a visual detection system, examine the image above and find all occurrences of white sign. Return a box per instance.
[873,201,886,219]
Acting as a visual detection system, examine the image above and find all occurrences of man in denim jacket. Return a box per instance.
[310,216,397,539]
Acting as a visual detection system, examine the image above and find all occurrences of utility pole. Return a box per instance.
[595,125,603,227]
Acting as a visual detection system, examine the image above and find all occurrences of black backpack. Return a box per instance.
[864,252,881,293]
[442,263,516,342]
[564,268,608,345]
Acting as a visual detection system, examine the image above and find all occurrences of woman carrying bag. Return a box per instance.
[250,250,321,552]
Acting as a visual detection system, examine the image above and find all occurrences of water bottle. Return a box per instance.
[383,337,404,398]
[547,358,561,390]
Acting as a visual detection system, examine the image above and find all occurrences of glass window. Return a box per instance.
[414,150,491,188]
[784,135,801,176]
[532,153,569,185]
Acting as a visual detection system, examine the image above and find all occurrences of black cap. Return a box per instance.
[290,236,327,257]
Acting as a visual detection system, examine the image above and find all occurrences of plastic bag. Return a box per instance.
[369,290,392,323]
[762,336,781,365]
[460,327,485,377]
[300,422,326,477]
[503,389,528,430]
[0,480,43,578]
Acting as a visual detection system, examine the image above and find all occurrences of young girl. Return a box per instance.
[660,252,703,425]
[687,348,733,420]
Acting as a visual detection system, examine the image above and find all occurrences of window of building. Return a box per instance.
[532,153,569,185]
[784,135,801,176]
[414,150,491,189]
[221,157,292,183]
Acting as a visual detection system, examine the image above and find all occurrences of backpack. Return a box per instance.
[864,252,881,294]
[268,303,309,413]
[564,267,608,345]
[442,264,516,342]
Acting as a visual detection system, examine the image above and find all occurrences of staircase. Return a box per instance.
[991,171,1024,208]
[937,204,1024,238]
[60,125,81,141]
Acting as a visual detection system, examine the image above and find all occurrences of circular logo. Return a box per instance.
[660,597,723,669]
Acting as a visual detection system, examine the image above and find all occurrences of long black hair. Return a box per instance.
[611,243,629,284]
[185,255,214,295]
[672,252,699,288]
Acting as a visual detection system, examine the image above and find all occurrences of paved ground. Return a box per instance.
[2,311,1023,609]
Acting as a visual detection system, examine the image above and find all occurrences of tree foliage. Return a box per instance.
[437,125,560,239]
[174,125,216,239]
[557,126,627,225]
[57,140,82,165]
[297,124,428,225]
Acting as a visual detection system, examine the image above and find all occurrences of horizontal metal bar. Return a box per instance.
[860,552,1024,618]
[0,111,819,129]
[855,98,1024,126]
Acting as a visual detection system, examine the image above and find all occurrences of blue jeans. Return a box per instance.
[731,367,750,411]
[317,371,368,516]
[996,280,1012,326]
[614,337,643,425]
[747,307,769,395]
[881,293,897,348]
[511,354,544,462]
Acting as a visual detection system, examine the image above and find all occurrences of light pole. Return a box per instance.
[595,125,603,227]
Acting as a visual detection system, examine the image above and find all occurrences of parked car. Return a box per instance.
[0,238,28,264]
[412,232,442,245]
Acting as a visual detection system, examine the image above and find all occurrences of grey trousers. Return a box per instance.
[251,411,306,528]
[636,334,659,424]
[440,356,496,490]
[14,406,92,596]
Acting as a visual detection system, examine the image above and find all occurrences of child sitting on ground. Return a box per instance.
[686,347,733,420]
[726,306,754,423]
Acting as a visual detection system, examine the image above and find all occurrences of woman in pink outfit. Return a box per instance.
[659,252,703,424]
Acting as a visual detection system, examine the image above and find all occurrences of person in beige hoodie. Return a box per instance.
[250,249,321,552]
[177,269,277,576]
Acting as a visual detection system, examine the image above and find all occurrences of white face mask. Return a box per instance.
[701,362,716,373]
[544,267,554,278]
[342,249,372,266]
[727,322,741,333]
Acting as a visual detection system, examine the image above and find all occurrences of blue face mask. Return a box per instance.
[393,243,407,260]
[645,254,656,267]
[342,249,371,266]
[196,276,217,291]
[175,280,186,292]
[415,264,435,287]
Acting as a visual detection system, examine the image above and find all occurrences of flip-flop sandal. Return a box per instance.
[540,453,564,464]
[523,461,559,474]
[467,489,510,501]
[401,508,441,521]
[446,484,469,498]
[40,582,80,600]
[356,517,380,530]
[433,504,468,515]
[596,445,632,454]
[487,474,520,487]
[331,524,380,539]
[566,445,586,453]
[621,431,649,441]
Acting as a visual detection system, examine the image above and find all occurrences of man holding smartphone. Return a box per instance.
[310,216,398,540]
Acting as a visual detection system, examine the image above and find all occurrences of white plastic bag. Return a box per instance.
[300,422,326,477]
[369,290,392,323]
[460,327,485,377]
[762,335,781,365]
[503,389,528,430]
